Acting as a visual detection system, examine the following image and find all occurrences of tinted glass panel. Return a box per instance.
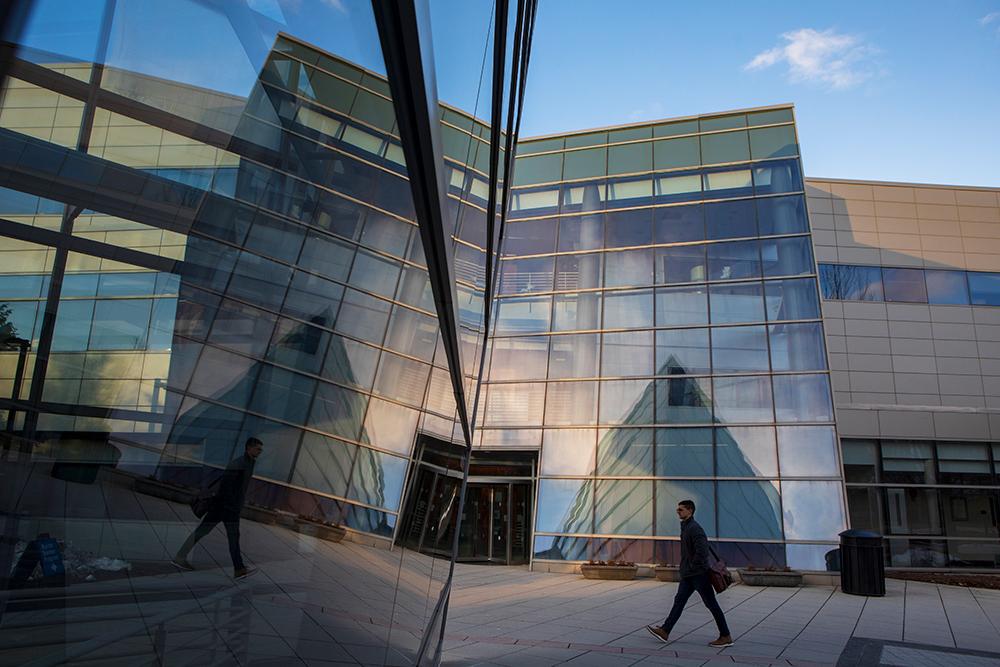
[557,214,604,252]
[563,147,607,180]
[707,240,761,281]
[602,330,653,377]
[968,272,1000,306]
[654,204,705,243]
[653,136,700,170]
[605,209,652,248]
[544,380,598,425]
[882,267,928,303]
[757,195,807,236]
[749,125,798,159]
[603,289,653,328]
[495,296,552,334]
[548,333,600,378]
[605,249,654,287]
[503,219,557,256]
[541,429,596,475]
[552,292,601,331]
[608,142,652,175]
[656,245,707,284]
[925,270,970,305]
[654,377,712,423]
[704,199,756,240]
[777,425,839,476]
[769,322,827,371]
[782,481,845,540]
[596,480,652,535]
[598,428,654,476]
[761,236,814,277]
[555,253,603,290]
[700,130,749,165]
[656,480,715,537]
[536,479,593,533]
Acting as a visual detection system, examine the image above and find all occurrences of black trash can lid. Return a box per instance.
[839,529,882,538]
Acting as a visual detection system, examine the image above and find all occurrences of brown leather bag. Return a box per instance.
[708,545,733,593]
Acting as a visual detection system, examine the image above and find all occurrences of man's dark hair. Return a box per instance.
[245,437,263,450]
[678,499,696,513]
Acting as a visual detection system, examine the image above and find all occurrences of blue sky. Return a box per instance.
[17,1,1000,187]
[509,1,1000,187]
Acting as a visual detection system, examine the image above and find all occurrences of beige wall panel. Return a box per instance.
[832,199,876,217]
[954,190,999,207]
[958,205,1000,223]
[917,219,961,236]
[805,182,833,196]
[874,201,917,218]
[916,203,959,220]
[872,185,914,202]
[879,250,923,267]
[829,183,874,200]
[965,253,1000,271]
[835,407,879,437]
[810,212,835,230]
[878,233,921,251]
[807,197,833,214]
[835,214,877,232]
[875,218,916,235]
[914,188,957,205]
[878,409,934,438]
[921,251,966,270]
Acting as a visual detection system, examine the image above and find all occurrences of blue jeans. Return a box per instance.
[661,572,730,636]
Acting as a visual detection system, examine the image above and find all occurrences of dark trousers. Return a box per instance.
[176,511,245,570]
[662,572,730,636]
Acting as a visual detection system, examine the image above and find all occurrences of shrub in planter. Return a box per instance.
[580,560,638,581]
[653,564,680,582]
[739,565,802,587]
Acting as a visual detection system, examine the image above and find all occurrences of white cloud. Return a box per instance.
[980,12,1000,25]
[745,28,879,90]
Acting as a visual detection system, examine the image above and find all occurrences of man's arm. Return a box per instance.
[692,524,711,567]
[218,463,243,515]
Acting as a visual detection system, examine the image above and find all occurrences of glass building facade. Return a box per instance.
[506,111,846,570]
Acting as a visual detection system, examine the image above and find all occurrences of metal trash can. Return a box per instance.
[839,529,885,597]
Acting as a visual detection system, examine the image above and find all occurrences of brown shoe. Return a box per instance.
[709,635,734,647]
[646,625,670,644]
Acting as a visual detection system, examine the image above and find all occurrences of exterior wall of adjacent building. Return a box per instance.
[808,178,1000,568]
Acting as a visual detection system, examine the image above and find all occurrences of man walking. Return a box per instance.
[647,499,733,647]
[172,437,263,580]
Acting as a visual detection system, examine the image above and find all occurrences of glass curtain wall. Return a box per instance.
[505,108,847,570]
[0,1,527,664]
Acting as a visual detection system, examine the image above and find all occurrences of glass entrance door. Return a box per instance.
[457,483,530,564]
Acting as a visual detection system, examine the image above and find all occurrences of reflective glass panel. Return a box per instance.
[773,374,833,423]
[925,270,970,305]
[782,481,846,540]
[541,429,596,475]
[769,322,827,371]
[656,427,713,476]
[753,160,802,195]
[882,267,928,303]
[718,481,782,539]
[761,236,814,277]
[710,282,765,324]
[716,426,778,477]
[655,286,708,326]
[544,380,598,425]
[348,446,408,511]
[654,204,704,243]
[700,130,749,165]
[653,136,700,170]
[605,209,652,248]
[499,257,555,295]
[552,292,601,331]
[656,245,707,284]
[604,249,654,288]
[656,481,715,537]
[557,214,604,252]
[536,479,594,533]
[602,330,653,377]
[491,336,549,381]
[969,272,1000,306]
[707,240,761,281]
[555,253,603,290]
[704,199,756,240]
[764,278,820,321]
[603,289,653,329]
[595,480,652,535]
[654,377,712,424]
[548,333,600,378]
[749,125,797,159]
[597,427,654,476]
[494,296,552,334]
[655,328,710,375]
[600,379,654,425]
[777,425,839,476]
[818,264,884,301]
[756,195,807,236]
[503,219,557,256]
[563,147,607,180]
[713,376,773,423]
[608,141,652,175]
[711,325,769,372]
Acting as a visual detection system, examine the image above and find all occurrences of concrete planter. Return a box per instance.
[653,565,680,582]
[739,569,802,587]
[580,564,638,581]
[135,477,196,504]
[242,505,280,525]
[294,518,346,542]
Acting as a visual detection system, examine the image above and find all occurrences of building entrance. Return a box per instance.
[398,436,535,565]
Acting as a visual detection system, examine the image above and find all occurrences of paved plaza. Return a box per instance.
[1,479,999,667]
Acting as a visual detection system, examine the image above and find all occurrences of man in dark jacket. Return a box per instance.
[172,437,263,579]
[647,499,732,647]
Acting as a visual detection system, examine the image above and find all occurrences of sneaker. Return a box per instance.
[646,625,670,644]
[234,567,257,580]
[171,558,194,571]
[709,635,734,647]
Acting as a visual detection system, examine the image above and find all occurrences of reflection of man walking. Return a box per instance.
[647,499,733,647]
[172,438,263,580]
